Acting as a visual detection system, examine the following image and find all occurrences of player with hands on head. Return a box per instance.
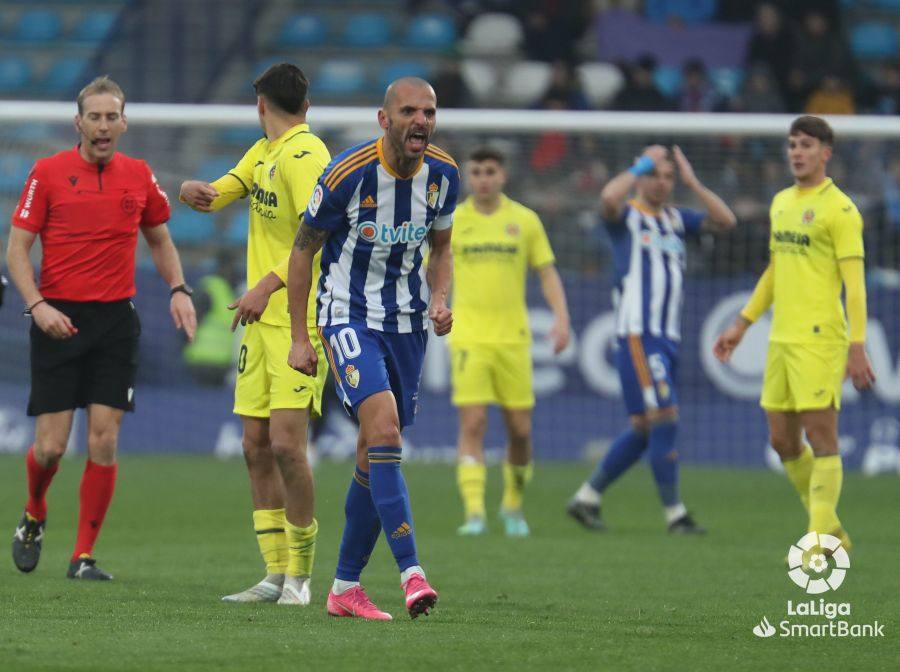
[567,143,736,534]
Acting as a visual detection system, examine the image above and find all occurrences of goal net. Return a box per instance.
[0,104,898,470]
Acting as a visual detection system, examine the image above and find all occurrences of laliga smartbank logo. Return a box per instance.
[787,532,849,594]
[752,533,885,639]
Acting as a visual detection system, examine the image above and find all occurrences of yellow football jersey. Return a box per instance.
[451,195,556,344]
[769,178,864,344]
[215,123,330,328]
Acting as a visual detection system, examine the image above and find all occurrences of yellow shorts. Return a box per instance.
[450,342,534,409]
[233,321,327,418]
[760,341,848,412]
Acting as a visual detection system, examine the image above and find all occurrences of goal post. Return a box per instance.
[0,105,898,470]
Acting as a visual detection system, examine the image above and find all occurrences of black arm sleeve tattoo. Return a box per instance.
[293,216,329,251]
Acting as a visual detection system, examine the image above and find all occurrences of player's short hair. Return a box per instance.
[469,147,505,165]
[789,115,834,146]
[253,63,309,115]
[77,76,125,115]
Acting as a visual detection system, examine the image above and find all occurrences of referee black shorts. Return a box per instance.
[28,299,140,417]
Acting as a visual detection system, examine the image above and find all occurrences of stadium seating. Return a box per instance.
[645,0,717,25]
[502,61,553,107]
[870,0,900,9]
[460,13,523,56]
[11,9,63,43]
[404,14,456,51]
[341,13,391,48]
[379,60,430,93]
[225,210,249,246]
[69,10,118,43]
[41,57,89,94]
[198,158,236,183]
[315,60,366,96]
[0,56,31,93]
[709,67,744,99]
[278,14,328,48]
[653,65,682,98]
[461,60,499,105]
[850,23,898,58]
[577,63,625,108]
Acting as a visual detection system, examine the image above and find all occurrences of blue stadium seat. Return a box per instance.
[645,0,716,25]
[850,23,897,58]
[341,13,391,48]
[871,0,900,10]
[379,61,430,92]
[70,11,118,43]
[0,153,32,193]
[41,58,89,94]
[226,210,249,246]
[710,67,744,98]
[653,65,682,98]
[218,126,264,146]
[12,9,63,42]
[315,60,365,96]
[0,56,31,92]
[278,14,327,47]
[169,208,216,245]
[198,157,236,182]
[405,14,456,50]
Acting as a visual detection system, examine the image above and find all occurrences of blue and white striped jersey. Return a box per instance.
[304,137,459,333]
[607,200,704,342]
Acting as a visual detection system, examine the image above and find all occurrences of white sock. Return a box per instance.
[400,565,424,585]
[332,578,359,595]
[575,483,601,506]
[665,503,687,524]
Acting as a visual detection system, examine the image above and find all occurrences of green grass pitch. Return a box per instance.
[0,455,896,671]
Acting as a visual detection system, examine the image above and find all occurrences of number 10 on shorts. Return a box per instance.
[329,327,361,365]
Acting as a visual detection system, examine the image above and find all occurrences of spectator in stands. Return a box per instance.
[727,64,785,113]
[433,61,474,108]
[611,55,672,111]
[539,61,590,111]
[744,3,792,103]
[678,59,720,112]
[520,0,591,64]
[805,74,856,116]
[788,11,855,111]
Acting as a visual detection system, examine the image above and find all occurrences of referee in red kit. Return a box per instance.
[6,76,197,580]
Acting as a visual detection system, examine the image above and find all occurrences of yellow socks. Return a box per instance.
[783,444,814,512]
[808,455,844,535]
[501,461,533,512]
[253,508,288,574]
[457,460,487,520]
[285,517,318,578]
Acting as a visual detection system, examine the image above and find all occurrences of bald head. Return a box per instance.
[383,77,435,111]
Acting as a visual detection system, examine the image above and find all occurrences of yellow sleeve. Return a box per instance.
[830,199,865,260]
[740,264,774,323]
[280,143,330,217]
[272,255,290,285]
[527,212,556,270]
[205,141,262,212]
[839,257,867,342]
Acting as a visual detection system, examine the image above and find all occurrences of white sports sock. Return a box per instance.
[332,579,359,595]
[575,483,601,506]
[400,565,424,585]
[665,503,687,525]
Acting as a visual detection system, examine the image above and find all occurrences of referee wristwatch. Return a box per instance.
[170,283,194,297]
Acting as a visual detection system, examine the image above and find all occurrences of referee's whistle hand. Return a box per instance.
[32,303,77,339]
[288,340,317,376]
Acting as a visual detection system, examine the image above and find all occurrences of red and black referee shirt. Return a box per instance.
[11,146,171,302]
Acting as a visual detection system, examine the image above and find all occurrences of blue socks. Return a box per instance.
[588,428,648,493]
[368,446,419,572]
[648,421,680,507]
[335,467,381,581]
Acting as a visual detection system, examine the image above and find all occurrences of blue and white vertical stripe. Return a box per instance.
[612,204,691,342]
